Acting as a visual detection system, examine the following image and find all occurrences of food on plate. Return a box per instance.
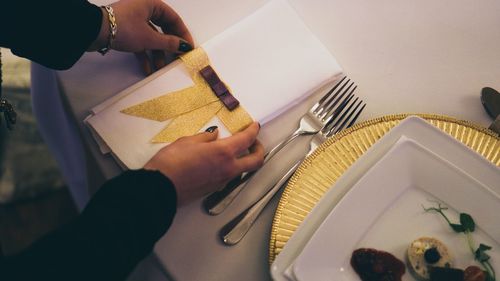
[429,266,464,281]
[423,203,495,281]
[407,237,453,280]
[428,265,487,281]
[463,266,486,281]
[351,248,406,281]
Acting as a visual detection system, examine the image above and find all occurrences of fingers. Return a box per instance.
[134,50,166,76]
[146,30,193,54]
[179,128,219,144]
[220,122,261,155]
[151,50,167,69]
[234,140,265,172]
[134,23,167,74]
[135,51,153,76]
[142,2,194,55]
[150,0,194,46]
[148,22,168,70]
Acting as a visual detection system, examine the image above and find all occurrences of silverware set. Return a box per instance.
[205,76,366,245]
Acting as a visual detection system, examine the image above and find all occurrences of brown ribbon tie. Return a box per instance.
[200,65,240,110]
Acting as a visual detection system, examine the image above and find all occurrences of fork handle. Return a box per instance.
[203,171,254,215]
[263,128,306,162]
[203,128,306,215]
[220,160,303,245]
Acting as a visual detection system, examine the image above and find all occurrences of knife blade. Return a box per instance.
[481,87,500,135]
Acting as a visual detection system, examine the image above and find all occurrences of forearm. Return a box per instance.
[0,169,177,281]
[0,0,103,70]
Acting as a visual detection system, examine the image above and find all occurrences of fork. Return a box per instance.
[203,77,356,215]
[220,94,366,245]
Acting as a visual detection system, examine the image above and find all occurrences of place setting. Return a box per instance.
[82,0,500,280]
[269,114,500,281]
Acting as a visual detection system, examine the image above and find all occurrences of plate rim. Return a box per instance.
[292,137,499,281]
[269,113,500,265]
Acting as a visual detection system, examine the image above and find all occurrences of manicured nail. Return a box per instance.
[258,122,261,129]
[205,126,218,133]
[178,41,193,53]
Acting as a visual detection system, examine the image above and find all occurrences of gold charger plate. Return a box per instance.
[269,113,500,263]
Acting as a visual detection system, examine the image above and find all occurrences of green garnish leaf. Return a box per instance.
[423,204,464,232]
[460,213,475,232]
[480,244,493,251]
[424,202,496,281]
[450,223,465,233]
[476,250,491,262]
[475,244,493,262]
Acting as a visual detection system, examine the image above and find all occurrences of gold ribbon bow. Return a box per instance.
[121,48,253,143]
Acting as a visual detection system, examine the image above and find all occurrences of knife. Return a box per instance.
[481,87,500,135]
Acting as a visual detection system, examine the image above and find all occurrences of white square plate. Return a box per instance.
[292,137,500,281]
[271,116,500,281]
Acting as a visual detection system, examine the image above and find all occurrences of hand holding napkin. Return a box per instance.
[86,0,342,169]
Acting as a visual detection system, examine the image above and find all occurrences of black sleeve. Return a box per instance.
[0,169,177,281]
[0,0,102,70]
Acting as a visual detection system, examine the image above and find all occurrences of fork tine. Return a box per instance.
[347,103,366,129]
[330,101,366,137]
[317,79,352,118]
[319,82,356,121]
[316,76,346,105]
[311,76,347,114]
[334,98,363,133]
[314,78,351,116]
[322,90,355,128]
[324,95,357,133]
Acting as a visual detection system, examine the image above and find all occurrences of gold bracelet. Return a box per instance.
[98,5,117,55]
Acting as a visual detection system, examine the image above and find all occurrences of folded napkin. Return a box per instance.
[86,0,342,169]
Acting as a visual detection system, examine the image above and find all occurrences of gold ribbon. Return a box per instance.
[121,48,253,143]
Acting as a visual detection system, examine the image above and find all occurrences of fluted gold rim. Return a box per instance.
[269,113,500,264]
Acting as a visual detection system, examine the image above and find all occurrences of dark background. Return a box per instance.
[0,49,77,255]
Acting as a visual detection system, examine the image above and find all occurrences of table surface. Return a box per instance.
[54,0,500,280]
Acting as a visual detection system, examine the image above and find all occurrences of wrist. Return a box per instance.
[88,6,116,54]
[143,161,186,206]
[88,7,110,52]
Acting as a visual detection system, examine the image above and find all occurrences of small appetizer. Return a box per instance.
[351,248,406,281]
[429,266,464,281]
[423,203,495,281]
[463,266,486,281]
[407,237,453,280]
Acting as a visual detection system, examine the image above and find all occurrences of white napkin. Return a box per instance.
[86,0,342,169]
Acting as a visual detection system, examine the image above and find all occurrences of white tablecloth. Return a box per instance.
[32,0,500,280]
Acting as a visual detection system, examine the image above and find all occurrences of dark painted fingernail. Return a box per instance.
[205,126,218,133]
[178,41,193,53]
[258,122,261,129]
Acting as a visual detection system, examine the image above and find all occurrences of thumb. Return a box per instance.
[183,127,219,143]
[147,30,193,54]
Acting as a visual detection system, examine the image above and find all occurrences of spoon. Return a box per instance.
[480,87,500,134]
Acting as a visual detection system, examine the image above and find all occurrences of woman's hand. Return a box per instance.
[89,0,194,75]
[144,123,265,206]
